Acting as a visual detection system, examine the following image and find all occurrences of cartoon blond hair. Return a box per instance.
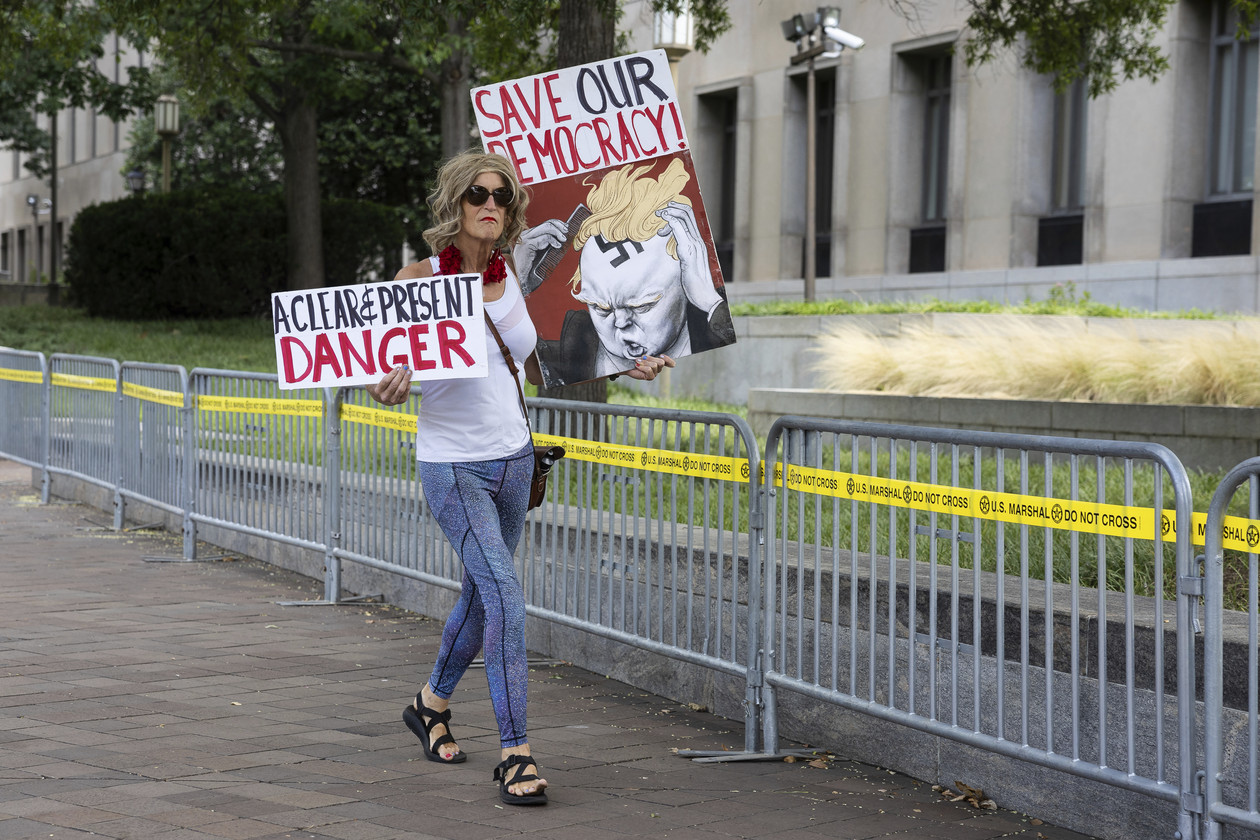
[570,158,691,292]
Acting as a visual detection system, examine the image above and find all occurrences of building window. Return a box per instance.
[700,89,738,281]
[910,53,950,273]
[1194,0,1258,256]
[1,231,9,278]
[16,229,26,283]
[791,67,836,278]
[1039,78,1087,266]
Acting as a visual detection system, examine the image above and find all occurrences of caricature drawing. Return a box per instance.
[515,157,735,385]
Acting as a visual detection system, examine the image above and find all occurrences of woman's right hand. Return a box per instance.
[365,365,412,406]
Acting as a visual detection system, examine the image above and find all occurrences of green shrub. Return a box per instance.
[65,189,406,319]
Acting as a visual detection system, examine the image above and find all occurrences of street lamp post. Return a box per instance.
[154,94,180,194]
[126,169,147,196]
[781,7,864,302]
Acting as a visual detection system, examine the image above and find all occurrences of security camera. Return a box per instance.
[823,25,865,51]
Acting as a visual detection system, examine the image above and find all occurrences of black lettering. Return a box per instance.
[333,290,350,330]
[375,287,393,325]
[390,284,410,323]
[317,291,333,330]
[273,296,291,334]
[405,282,422,322]
[576,67,608,114]
[344,290,364,328]
[626,56,668,104]
[598,62,631,109]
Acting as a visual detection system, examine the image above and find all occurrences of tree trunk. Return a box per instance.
[278,93,325,290]
[540,0,618,403]
[557,0,616,68]
[440,14,471,158]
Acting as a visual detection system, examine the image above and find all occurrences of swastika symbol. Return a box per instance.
[593,236,646,267]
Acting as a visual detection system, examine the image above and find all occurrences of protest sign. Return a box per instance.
[471,50,687,186]
[271,275,488,390]
[472,49,735,388]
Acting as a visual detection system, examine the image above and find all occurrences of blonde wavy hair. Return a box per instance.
[422,151,530,254]
[570,158,691,291]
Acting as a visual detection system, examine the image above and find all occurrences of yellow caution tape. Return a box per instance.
[197,395,323,417]
[774,463,1260,550]
[530,433,751,482]
[121,381,185,408]
[0,367,43,384]
[51,372,116,393]
[339,403,419,434]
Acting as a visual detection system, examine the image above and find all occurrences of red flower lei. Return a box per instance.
[437,245,506,285]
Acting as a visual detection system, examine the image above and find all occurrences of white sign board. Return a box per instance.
[471,49,688,186]
[271,275,488,390]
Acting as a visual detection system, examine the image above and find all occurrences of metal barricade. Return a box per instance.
[762,418,1197,836]
[0,348,49,501]
[189,369,329,560]
[1203,457,1260,840]
[48,354,120,497]
[333,386,458,593]
[524,397,765,752]
[118,363,192,551]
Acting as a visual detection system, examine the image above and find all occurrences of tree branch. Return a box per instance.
[246,38,439,84]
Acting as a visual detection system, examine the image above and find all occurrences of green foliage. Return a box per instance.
[322,197,407,287]
[0,1,153,178]
[62,189,404,319]
[64,189,285,320]
[960,0,1258,96]
[729,292,1223,319]
[0,305,275,371]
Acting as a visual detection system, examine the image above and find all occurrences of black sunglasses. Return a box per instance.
[464,184,514,207]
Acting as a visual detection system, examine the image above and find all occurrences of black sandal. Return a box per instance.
[493,754,548,806]
[402,692,466,764]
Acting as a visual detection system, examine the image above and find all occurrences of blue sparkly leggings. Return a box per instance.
[418,441,534,749]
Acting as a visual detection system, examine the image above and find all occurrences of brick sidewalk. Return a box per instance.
[0,459,1095,840]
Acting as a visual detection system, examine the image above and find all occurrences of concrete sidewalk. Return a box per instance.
[0,459,1095,840]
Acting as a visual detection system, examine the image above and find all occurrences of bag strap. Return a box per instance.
[483,310,531,430]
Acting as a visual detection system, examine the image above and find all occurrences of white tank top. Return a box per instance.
[416,257,537,462]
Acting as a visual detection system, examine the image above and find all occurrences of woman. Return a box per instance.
[366,151,672,806]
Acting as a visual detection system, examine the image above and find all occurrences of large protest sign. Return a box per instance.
[472,49,736,388]
[272,275,488,390]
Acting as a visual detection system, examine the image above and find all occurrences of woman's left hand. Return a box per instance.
[626,354,675,381]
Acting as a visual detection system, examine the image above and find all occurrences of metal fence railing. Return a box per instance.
[1204,457,1260,840]
[762,418,1198,837]
[48,354,119,501]
[0,347,48,500]
[6,349,1260,840]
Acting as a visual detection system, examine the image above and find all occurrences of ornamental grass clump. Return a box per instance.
[811,317,1260,406]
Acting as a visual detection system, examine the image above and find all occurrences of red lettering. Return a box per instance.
[311,332,343,383]
[643,104,670,153]
[515,79,543,129]
[500,86,526,134]
[486,139,508,159]
[669,101,685,148]
[592,117,621,165]
[437,320,475,368]
[573,123,602,169]
[378,327,407,371]
[504,135,533,183]
[615,110,642,160]
[280,336,313,384]
[542,73,569,122]
[408,324,437,371]
[528,132,560,181]
[338,329,376,378]
[630,109,659,156]
[474,90,505,137]
[554,126,580,174]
